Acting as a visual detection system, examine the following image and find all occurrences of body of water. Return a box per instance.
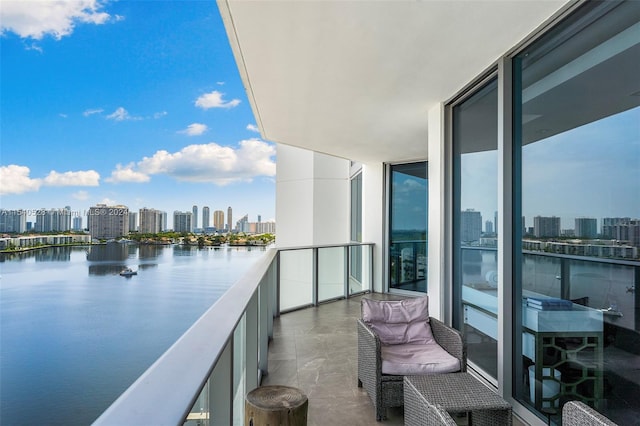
[0,243,266,425]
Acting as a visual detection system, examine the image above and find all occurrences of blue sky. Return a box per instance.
[1,0,275,228]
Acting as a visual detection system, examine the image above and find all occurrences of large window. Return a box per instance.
[389,162,427,292]
[514,3,640,424]
[452,78,499,380]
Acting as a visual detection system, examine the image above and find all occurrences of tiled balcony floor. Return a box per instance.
[260,293,526,426]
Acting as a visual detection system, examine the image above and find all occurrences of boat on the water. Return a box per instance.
[119,267,137,277]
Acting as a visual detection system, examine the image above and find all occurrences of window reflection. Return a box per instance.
[389,162,427,292]
[515,2,640,423]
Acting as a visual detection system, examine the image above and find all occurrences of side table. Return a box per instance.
[404,373,512,426]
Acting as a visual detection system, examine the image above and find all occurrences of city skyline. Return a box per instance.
[1,2,275,224]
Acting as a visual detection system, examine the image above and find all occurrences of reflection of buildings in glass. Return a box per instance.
[533,216,560,238]
[602,217,640,247]
[575,217,597,239]
[461,209,482,243]
[400,247,415,281]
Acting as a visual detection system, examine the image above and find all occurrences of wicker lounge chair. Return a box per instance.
[357,297,466,421]
[562,401,617,426]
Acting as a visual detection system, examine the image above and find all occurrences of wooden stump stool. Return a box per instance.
[245,385,308,426]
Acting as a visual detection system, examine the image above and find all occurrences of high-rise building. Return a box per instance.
[128,212,138,232]
[485,220,493,234]
[192,205,198,232]
[227,206,233,232]
[533,216,560,238]
[236,214,249,233]
[213,210,224,230]
[87,204,129,240]
[72,216,83,231]
[34,207,73,232]
[0,209,27,233]
[202,206,210,229]
[139,208,163,234]
[174,211,193,233]
[460,209,482,243]
[575,217,597,239]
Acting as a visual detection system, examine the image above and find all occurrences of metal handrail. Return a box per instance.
[93,242,373,425]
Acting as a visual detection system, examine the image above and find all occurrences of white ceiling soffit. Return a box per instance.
[219,0,568,163]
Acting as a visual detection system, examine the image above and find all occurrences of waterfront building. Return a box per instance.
[460,209,482,243]
[192,205,198,232]
[202,206,210,229]
[173,211,193,233]
[575,217,597,239]
[485,220,493,234]
[139,208,163,234]
[0,234,91,250]
[533,216,560,238]
[87,204,129,240]
[256,221,276,234]
[0,209,26,233]
[227,206,233,232]
[72,216,83,231]
[236,214,249,233]
[35,207,72,233]
[97,2,640,425]
[128,212,137,232]
[213,210,224,230]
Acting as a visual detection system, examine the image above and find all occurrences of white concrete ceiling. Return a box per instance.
[218,0,568,163]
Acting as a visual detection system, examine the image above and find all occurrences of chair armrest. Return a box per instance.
[430,317,466,372]
[357,319,382,377]
[562,401,618,426]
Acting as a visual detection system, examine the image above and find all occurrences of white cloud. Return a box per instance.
[106,164,150,183]
[216,81,225,86]
[106,107,140,121]
[195,91,240,109]
[153,111,168,119]
[59,113,68,118]
[246,124,260,133]
[179,123,208,136]
[0,165,42,195]
[0,165,100,195]
[83,108,104,117]
[72,190,90,200]
[44,170,100,186]
[116,139,276,185]
[0,0,112,40]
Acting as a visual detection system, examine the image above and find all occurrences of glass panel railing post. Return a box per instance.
[344,245,349,297]
[209,341,232,425]
[560,257,570,300]
[313,247,318,306]
[246,292,259,392]
[233,317,246,426]
[258,280,269,376]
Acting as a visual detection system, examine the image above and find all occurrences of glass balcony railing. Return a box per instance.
[92,242,373,426]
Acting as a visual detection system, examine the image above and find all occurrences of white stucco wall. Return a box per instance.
[362,162,385,292]
[427,103,446,320]
[275,144,349,248]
